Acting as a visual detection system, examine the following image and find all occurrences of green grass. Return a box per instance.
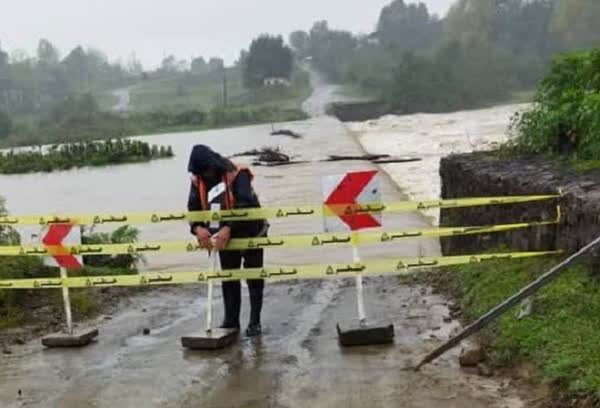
[70,291,100,317]
[571,160,600,173]
[128,68,312,113]
[129,72,236,112]
[449,255,600,393]
[230,82,313,111]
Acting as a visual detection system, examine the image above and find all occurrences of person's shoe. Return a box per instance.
[219,321,240,331]
[245,323,262,337]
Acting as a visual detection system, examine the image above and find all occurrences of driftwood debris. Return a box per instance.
[232,147,290,163]
[270,129,303,139]
[372,158,422,164]
[326,154,421,164]
[233,149,421,167]
[254,160,310,167]
[326,154,390,162]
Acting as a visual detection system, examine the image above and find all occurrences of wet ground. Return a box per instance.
[0,73,526,407]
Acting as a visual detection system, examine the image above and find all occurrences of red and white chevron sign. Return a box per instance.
[42,224,83,269]
[322,170,382,232]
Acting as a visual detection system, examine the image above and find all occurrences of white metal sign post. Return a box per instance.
[322,170,382,325]
[322,170,395,346]
[41,225,98,347]
[42,224,83,335]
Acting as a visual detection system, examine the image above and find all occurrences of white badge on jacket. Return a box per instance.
[208,182,226,230]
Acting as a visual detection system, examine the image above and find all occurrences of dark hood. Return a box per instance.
[187,145,235,175]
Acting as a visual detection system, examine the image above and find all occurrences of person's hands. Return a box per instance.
[212,226,231,251]
[194,226,212,250]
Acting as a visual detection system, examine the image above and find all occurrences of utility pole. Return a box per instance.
[222,67,228,108]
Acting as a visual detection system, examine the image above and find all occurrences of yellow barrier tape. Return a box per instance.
[0,219,559,257]
[0,195,559,226]
[0,251,561,290]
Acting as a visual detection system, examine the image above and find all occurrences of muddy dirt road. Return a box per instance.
[0,74,525,408]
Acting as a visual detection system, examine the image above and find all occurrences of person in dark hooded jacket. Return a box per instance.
[187,145,267,337]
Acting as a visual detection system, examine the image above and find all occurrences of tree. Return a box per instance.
[78,94,99,122]
[160,55,178,74]
[444,0,550,49]
[208,57,224,72]
[0,48,8,73]
[235,50,249,68]
[82,225,140,269]
[62,46,89,92]
[552,0,600,50]
[376,0,441,51]
[10,49,29,63]
[0,48,9,112]
[309,20,330,46]
[243,35,293,88]
[0,195,20,245]
[126,52,144,75]
[37,39,60,66]
[512,49,600,159]
[191,57,208,74]
[0,110,12,139]
[48,94,99,124]
[289,31,311,58]
[85,48,110,86]
[306,23,357,82]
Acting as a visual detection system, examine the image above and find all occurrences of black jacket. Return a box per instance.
[187,145,266,239]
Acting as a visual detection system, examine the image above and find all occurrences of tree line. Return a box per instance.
[0,38,232,118]
[289,0,600,113]
[0,40,134,117]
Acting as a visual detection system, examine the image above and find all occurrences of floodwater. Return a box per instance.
[0,73,526,408]
[348,104,529,223]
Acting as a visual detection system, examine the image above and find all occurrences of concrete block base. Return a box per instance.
[181,328,239,350]
[337,320,394,347]
[42,328,99,348]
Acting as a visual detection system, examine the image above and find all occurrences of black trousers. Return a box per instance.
[219,249,264,327]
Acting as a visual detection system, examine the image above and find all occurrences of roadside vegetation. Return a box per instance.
[447,47,600,402]
[290,0,600,114]
[0,195,140,328]
[507,49,600,168]
[443,254,600,397]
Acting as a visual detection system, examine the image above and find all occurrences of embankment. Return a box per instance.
[438,152,600,402]
[326,101,388,122]
[440,152,600,257]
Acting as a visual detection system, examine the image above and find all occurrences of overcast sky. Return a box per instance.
[0,0,453,68]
